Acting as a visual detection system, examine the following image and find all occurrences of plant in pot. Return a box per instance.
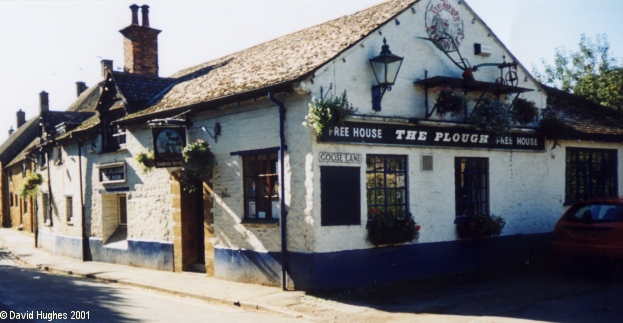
[434,88,468,117]
[469,98,513,133]
[180,139,215,192]
[304,90,356,135]
[512,98,539,125]
[367,208,420,246]
[19,172,44,198]
[454,213,505,239]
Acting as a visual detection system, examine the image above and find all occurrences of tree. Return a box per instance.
[533,34,623,110]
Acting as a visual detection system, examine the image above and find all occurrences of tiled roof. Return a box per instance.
[121,0,417,121]
[0,117,39,166]
[543,85,623,139]
[108,71,175,112]
[66,83,102,112]
[5,137,39,168]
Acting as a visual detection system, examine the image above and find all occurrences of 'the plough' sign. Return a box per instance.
[319,121,545,151]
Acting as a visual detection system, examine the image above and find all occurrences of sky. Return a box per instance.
[0,0,621,144]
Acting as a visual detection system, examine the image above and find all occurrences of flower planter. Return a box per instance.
[367,213,420,246]
[455,214,505,239]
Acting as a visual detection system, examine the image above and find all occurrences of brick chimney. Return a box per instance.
[119,4,161,76]
[76,82,87,97]
[40,91,49,114]
[16,109,25,128]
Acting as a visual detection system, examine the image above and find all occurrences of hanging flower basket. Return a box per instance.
[304,90,356,135]
[469,98,513,133]
[539,109,569,149]
[434,88,467,116]
[512,98,539,125]
[19,173,43,198]
[180,139,215,192]
[367,211,420,246]
[455,213,505,239]
[135,150,155,172]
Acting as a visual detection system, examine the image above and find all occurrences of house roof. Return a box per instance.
[119,0,418,122]
[106,71,175,113]
[543,85,623,140]
[0,116,39,166]
[5,137,39,168]
[66,82,102,113]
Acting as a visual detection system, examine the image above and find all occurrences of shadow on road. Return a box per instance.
[0,250,138,322]
[307,255,623,322]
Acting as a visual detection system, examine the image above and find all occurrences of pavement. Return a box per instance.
[0,228,558,323]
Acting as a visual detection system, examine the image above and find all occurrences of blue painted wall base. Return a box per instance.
[36,231,173,271]
[215,233,553,291]
[89,238,174,271]
[38,230,82,259]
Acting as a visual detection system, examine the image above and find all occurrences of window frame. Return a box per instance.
[118,194,127,226]
[454,157,489,217]
[242,152,280,221]
[366,155,409,221]
[565,147,618,205]
[65,196,73,222]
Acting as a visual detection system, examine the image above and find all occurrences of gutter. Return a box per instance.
[268,92,288,291]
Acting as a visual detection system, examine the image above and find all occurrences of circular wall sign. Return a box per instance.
[425,0,464,51]
[156,129,184,161]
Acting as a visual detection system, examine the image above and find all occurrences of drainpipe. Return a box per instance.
[268,92,288,291]
[77,141,88,261]
[46,148,53,227]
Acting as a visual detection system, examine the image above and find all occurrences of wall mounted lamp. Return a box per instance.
[201,122,221,143]
[369,38,404,111]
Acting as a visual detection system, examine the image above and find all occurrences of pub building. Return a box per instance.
[25,0,623,292]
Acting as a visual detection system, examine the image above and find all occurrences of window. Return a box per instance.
[113,126,127,148]
[118,194,127,226]
[565,148,617,204]
[243,152,279,220]
[366,155,408,220]
[455,157,489,216]
[321,166,360,226]
[42,193,50,224]
[66,196,73,222]
[9,193,13,207]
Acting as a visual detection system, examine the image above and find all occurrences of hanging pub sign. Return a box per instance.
[152,127,187,168]
[319,121,545,151]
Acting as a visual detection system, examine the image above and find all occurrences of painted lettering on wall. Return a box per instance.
[99,164,126,183]
[318,152,362,163]
[319,122,545,151]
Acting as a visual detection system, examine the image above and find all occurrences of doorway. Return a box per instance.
[172,174,214,275]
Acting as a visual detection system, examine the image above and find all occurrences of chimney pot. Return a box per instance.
[8,126,14,136]
[16,109,26,129]
[140,5,150,27]
[130,4,139,25]
[39,91,49,114]
[101,59,113,77]
[76,82,87,97]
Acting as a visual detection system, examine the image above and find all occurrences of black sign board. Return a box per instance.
[319,122,545,151]
[152,127,187,168]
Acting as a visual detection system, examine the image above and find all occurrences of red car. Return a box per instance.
[553,197,623,259]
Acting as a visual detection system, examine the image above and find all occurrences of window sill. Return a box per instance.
[241,219,279,227]
[66,221,74,226]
